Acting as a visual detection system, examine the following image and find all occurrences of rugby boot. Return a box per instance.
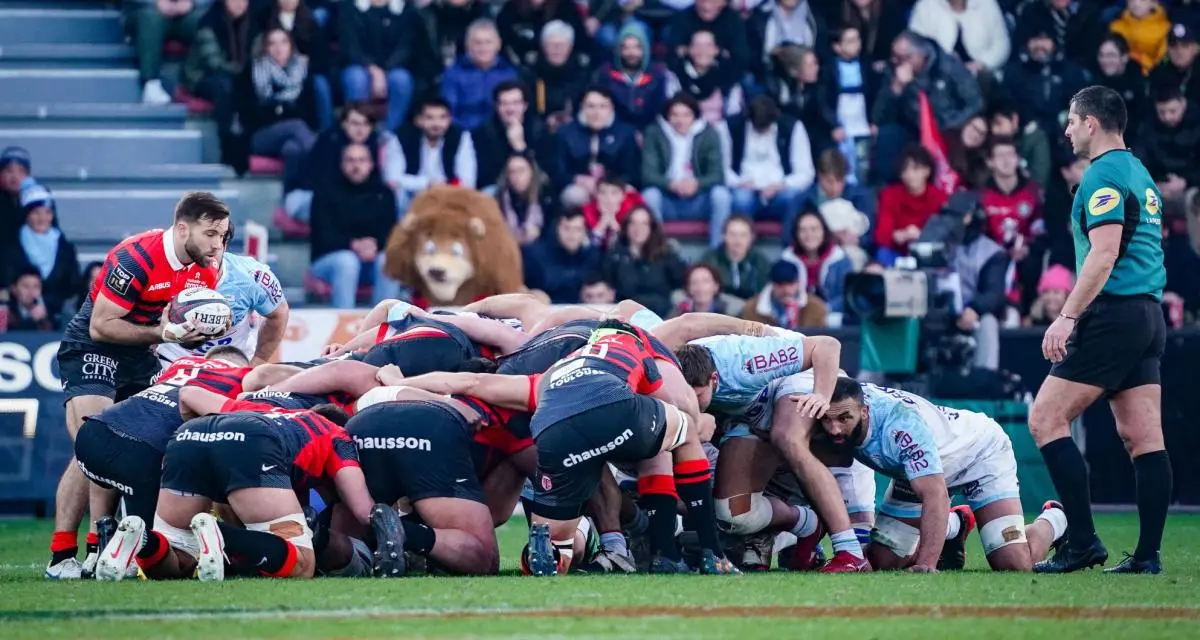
[649,553,692,574]
[524,523,558,576]
[44,557,84,580]
[938,505,976,571]
[96,516,146,582]
[191,512,227,582]
[85,516,119,579]
[1104,552,1162,575]
[1034,536,1108,573]
[304,506,332,558]
[699,549,741,575]
[80,552,99,580]
[738,532,774,571]
[582,548,638,573]
[369,504,407,577]
[819,550,871,573]
[780,521,828,571]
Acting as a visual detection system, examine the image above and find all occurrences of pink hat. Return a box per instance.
[1038,265,1075,295]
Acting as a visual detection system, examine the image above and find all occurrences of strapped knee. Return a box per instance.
[246,513,315,550]
[714,493,772,535]
[871,515,920,557]
[153,514,200,559]
[979,514,1027,555]
[665,404,689,451]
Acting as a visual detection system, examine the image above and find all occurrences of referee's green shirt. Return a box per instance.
[1070,149,1166,300]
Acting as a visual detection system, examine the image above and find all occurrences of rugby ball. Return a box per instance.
[168,287,231,337]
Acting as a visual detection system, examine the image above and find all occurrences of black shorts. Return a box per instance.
[362,337,469,375]
[1049,294,1167,392]
[160,414,292,502]
[74,419,163,522]
[497,334,587,376]
[531,395,666,520]
[57,340,161,402]
[349,401,486,505]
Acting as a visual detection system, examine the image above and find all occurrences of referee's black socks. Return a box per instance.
[1133,450,1172,561]
[1040,437,1098,546]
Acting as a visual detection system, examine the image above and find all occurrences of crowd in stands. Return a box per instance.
[4,0,1200,343]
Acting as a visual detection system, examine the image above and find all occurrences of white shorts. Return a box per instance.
[764,460,876,515]
[879,433,1020,519]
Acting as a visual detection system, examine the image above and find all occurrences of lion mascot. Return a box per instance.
[382,187,524,307]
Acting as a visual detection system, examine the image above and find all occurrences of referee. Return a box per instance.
[1027,86,1169,574]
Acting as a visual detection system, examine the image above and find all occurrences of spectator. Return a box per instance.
[747,0,823,86]
[979,137,1043,253]
[1149,23,1200,105]
[5,183,78,317]
[871,31,983,183]
[989,100,1053,189]
[723,94,813,231]
[429,0,489,69]
[6,269,57,332]
[472,81,550,193]
[182,0,254,169]
[552,87,640,207]
[800,148,875,240]
[838,0,912,71]
[698,214,771,300]
[601,206,687,317]
[1095,34,1150,135]
[1015,0,1105,70]
[781,209,853,324]
[766,44,836,155]
[580,272,617,304]
[495,153,550,246]
[1109,0,1171,75]
[582,176,643,250]
[0,147,31,241]
[825,26,881,181]
[524,20,591,132]
[254,0,333,129]
[129,0,210,105]
[742,259,828,329]
[309,143,399,308]
[666,0,751,81]
[908,0,1010,75]
[641,93,732,247]
[523,209,602,303]
[339,0,433,131]
[442,19,521,131]
[74,261,103,314]
[396,97,478,212]
[248,28,318,188]
[1136,85,1200,214]
[497,0,589,68]
[947,114,991,189]
[948,196,1008,370]
[818,197,871,270]
[1027,264,1074,326]
[874,143,947,265]
[1000,26,1088,136]
[671,263,739,317]
[666,30,744,122]
[595,22,668,131]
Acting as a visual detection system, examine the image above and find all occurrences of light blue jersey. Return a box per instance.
[693,331,808,412]
[854,384,945,483]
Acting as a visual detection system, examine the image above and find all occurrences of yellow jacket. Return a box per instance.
[1110,5,1172,75]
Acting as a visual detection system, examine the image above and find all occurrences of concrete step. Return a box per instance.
[0,128,203,168]
[38,163,230,190]
[0,43,134,69]
[270,240,312,289]
[0,103,187,130]
[54,188,241,242]
[223,176,282,231]
[0,8,124,45]
[0,69,140,104]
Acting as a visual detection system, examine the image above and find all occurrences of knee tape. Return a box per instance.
[714,493,773,535]
[979,514,1027,555]
[246,513,315,550]
[665,405,689,452]
[356,385,403,412]
[871,515,920,558]
[153,514,200,559]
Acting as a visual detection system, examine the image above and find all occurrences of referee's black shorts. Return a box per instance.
[1050,294,1166,392]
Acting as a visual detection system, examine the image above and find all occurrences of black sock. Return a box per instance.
[638,493,681,561]
[136,530,163,560]
[217,523,293,575]
[400,518,436,555]
[674,461,721,556]
[51,548,78,565]
[1133,450,1172,561]
[1040,437,1097,546]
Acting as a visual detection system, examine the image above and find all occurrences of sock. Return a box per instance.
[673,459,722,555]
[854,526,872,548]
[85,532,100,558]
[637,474,681,561]
[945,512,961,540]
[50,531,78,565]
[216,523,296,577]
[135,530,170,570]
[1039,437,1097,546]
[790,506,819,538]
[1133,450,1172,561]
[830,529,864,559]
[600,531,628,556]
[1037,507,1068,541]
[624,506,649,537]
[400,518,437,555]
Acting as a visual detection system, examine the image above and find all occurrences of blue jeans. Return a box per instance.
[311,250,402,309]
[341,65,414,131]
[732,186,804,237]
[642,185,731,248]
[312,73,334,130]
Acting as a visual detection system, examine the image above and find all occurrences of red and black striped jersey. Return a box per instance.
[63,229,219,346]
[232,390,356,414]
[222,401,360,482]
[374,317,497,360]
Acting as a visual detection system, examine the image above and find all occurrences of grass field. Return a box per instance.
[1,514,1197,638]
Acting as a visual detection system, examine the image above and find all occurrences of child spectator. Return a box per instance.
[248,28,318,188]
[6,269,57,332]
[6,183,78,318]
[601,206,687,317]
[442,19,520,131]
[671,263,738,317]
[495,154,550,246]
[523,209,602,303]
[800,148,875,241]
[825,26,880,181]
[595,23,668,131]
[723,94,813,229]
[874,143,947,265]
[781,209,853,324]
[552,87,641,207]
[741,258,827,329]
[583,176,643,250]
[980,137,1043,253]
[989,100,1053,189]
[698,214,770,300]
[1027,264,1074,326]
[339,0,433,131]
[396,97,478,212]
[1109,0,1171,75]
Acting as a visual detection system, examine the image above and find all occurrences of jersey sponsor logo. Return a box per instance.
[253,269,284,305]
[80,353,118,383]
[546,358,603,389]
[106,264,134,296]
[1145,188,1160,216]
[146,282,172,292]
[562,428,634,467]
[175,430,246,443]
[1087,187,1121,216]
[742,347,800,374]
[891,429,930,473]
[353,435,433,451]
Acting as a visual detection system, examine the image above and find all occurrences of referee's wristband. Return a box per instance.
[1059,313,1079,322]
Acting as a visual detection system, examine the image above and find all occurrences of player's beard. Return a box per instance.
[184,234,214,267]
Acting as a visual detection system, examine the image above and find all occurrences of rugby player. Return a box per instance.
[157,251,289,367]
[1029,85,1170,574]
[47,192,231,580]
[801,377,1066,572]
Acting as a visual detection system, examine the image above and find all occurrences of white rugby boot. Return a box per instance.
[190,512,227,582]
[44,557,84,580]
[96,516,146,581]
